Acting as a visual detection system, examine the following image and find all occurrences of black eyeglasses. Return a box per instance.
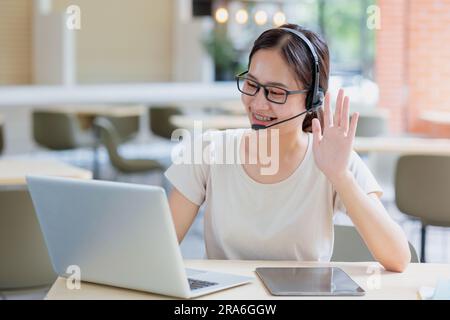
[235,71,309,104]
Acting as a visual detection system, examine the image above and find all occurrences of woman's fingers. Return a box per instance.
[323,92,332,128]
[312,118,322,146]
[342,96,350,134]
[334,89,344,127]
[348,112,359,139]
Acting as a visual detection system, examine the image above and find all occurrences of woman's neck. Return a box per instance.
[276,128,308,159]
[240,128,309,183]
[243,128,308,166]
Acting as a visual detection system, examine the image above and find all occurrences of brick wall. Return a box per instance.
[376,0,450,136]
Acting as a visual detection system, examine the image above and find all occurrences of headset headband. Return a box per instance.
[279,27,322,110]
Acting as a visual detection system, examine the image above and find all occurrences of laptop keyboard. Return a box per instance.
[188,278,218,290]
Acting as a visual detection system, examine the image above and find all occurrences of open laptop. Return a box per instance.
[26,175,253,298]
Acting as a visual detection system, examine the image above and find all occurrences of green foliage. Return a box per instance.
[203,0,376,80]
[321,0,376,76]
[202,25,244,80]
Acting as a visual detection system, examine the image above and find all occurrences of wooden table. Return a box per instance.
[36,105,145,130]
[0,159,92,186]
[45,260,450,300]
[39,105,145,117]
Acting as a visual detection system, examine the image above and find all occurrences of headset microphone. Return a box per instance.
[251,108,313,131]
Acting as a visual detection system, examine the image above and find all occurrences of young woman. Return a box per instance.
[165,24,410,272]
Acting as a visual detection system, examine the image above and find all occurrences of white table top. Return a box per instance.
[420,110,450,125]
[45,260,450,300]
[0,159,92,185]
[0,83,239,107]
[171,114,250,130]
[169,114,450,155]
[353,136,450,155]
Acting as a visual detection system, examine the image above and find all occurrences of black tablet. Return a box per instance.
[255,267,365,296]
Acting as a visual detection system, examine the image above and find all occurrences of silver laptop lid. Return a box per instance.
[26,175,191,297]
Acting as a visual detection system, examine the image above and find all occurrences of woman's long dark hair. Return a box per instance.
[248,24,330,133]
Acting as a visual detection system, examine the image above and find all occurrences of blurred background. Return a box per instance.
[1,0,450,299]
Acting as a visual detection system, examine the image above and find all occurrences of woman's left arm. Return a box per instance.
[312,89,411,272]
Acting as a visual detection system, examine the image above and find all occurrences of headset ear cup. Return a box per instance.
[316,89,324,107]
[309,89,324,112]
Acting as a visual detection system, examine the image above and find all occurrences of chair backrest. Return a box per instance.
[0,188,56,289]
[395,155,450,227]
[148,106,182,139]
[105,115,140,143]
[355,115,388,137]
[93,117,127,170]
[331,225,419,263]
[94,117,164,175]
[0,122,4,155]
[32,110,94,150]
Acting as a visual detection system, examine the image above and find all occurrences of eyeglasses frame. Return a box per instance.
[236,70,310,105]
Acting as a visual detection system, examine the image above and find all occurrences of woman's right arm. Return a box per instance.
[168,187,200,243]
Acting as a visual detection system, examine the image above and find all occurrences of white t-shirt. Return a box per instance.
[164,129,382,261]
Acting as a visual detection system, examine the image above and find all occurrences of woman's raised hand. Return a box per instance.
[311,89,359,184]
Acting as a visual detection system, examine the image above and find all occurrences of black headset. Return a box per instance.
[279,27,324,112]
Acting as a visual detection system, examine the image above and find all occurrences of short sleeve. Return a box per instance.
[164,131,212,206]
[333,151,383,215]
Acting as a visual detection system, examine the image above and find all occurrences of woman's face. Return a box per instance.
[241,48,308,134]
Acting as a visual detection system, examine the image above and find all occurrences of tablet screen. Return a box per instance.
[255,267,365,296]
